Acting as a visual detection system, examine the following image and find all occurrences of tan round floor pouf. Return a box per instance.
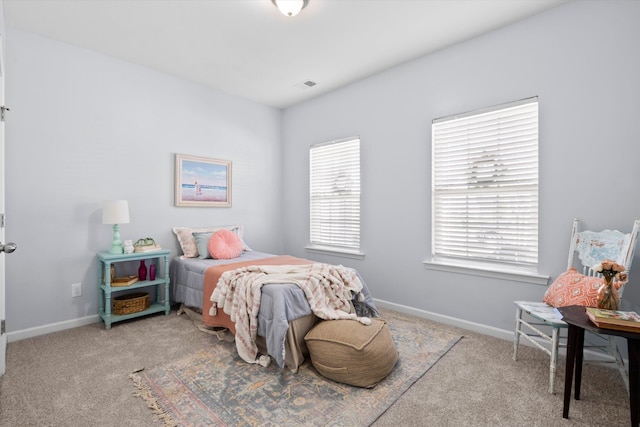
[304,318,398,388]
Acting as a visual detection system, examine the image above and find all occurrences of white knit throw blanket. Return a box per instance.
[209,263,371,365]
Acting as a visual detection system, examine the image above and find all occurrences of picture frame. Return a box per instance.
[175,153,232,207]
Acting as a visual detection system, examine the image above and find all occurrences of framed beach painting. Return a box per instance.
[175,154,232,207]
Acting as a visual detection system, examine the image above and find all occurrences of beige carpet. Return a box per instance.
[129,309,461,426]
[0,307,631,426]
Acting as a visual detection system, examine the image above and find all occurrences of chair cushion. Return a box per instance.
[543,268,620,307]
[304,318,398,388]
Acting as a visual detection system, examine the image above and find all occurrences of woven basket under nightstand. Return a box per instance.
[112,292,149,315]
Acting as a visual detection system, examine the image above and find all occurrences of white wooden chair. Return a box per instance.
[513,218,640,394]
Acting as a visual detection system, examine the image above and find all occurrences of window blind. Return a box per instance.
[310,137,360,250]
[432,98,538,266]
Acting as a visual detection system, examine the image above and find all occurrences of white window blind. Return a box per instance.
[310,137,360,251]
[432,97,538,267]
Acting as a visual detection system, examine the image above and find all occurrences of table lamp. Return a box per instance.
[102,200,130,254]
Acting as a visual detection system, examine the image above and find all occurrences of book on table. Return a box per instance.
[586,307,640,332]
[134,244,162,253]
[111,275,139,287]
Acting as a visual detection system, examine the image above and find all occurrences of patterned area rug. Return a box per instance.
[130,309,462,427]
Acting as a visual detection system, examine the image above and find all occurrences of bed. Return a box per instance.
[169,225,377,371]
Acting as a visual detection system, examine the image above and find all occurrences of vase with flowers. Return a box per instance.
[592,259,628,310]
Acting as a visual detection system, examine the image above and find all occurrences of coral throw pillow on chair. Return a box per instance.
[543,267,621,307]
[208,229,243,259]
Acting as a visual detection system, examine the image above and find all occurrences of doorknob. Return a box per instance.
[0,242,16,253]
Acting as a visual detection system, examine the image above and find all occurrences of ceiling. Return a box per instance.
[3,0,566,109]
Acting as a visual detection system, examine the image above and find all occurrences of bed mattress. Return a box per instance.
[170,251,276,309]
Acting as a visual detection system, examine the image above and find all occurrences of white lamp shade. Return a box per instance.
[102,200,130,224]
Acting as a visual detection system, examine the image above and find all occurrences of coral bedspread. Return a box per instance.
[201,255,312,334]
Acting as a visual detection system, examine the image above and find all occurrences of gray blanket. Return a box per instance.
[170,251,377,368]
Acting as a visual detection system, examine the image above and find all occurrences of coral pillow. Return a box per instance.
[208,229,243,259]
[543,268,620,308]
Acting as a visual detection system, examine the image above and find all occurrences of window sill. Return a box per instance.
[423,259,549,285]
[305,245,365,260]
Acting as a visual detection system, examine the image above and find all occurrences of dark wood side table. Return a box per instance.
[558,305,640,426]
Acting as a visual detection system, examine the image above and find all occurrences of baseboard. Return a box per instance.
[373,299,628,368]
[7,315,100,343]
[373,298,514,341]
[8,299,512,344]
[4,299,630,370]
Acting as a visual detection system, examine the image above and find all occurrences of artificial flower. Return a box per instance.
[592,259,627,282]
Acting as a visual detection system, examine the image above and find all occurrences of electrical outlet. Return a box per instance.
[71,283,82,298]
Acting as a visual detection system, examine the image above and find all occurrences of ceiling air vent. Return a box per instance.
[295,80,317,89]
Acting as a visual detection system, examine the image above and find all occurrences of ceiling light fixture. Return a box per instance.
[271,0,309,17]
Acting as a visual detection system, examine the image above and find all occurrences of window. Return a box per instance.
[431,97,539,275]
[308,137,362,257]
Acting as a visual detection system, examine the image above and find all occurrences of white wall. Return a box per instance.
[5,0,640,338]
[5,29,283,332]
[281,0,640,333]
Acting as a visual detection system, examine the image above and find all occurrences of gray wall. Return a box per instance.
[281,0,640,333]
[5,0,640,337]
[5,29,283,332]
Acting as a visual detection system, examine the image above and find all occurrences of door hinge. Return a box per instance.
[1,320,5,335]
[0,106,9,121]
[1,213,4,228]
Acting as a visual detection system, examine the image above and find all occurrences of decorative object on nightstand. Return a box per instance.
[112,292,150,315]
[111,275,138,287]
[138,260,147,281]
[123,239,134,254]
[134,237,161,253]
[102,200,130,254]
[149,263,156,281]
[103,264,117,285]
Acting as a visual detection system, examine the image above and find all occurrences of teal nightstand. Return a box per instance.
[97,250,171,329]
